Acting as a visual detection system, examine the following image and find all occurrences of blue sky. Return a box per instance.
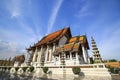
[0,0,120,60]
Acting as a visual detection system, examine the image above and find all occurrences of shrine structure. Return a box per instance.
[27,27,90,67]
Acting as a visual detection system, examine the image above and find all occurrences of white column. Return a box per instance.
[40,46,43,62]
[82,44,88,63]
[45,45,49,63]
[85,48,90,63]
[32,47,37,62]
[70,52,72,60]
[32,52,35,62]
[37,46,43,62]
[76,52,78,60]
[49,49,52,61]
[76,52,79,64]
[64,53,66,60]
[53,43,56,52]
[37,51,40,62]
[52,43,56,61]
[59,54,60,61]
[54,56,56,65]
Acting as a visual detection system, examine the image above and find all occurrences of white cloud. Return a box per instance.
[3,0,43,42]
[11,11,20,18]
[46,0,63,34]
[0,40,24,59]
[75,0,92,18]
[5,0,21,18]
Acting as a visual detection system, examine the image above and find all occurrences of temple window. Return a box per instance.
[66,52,70,60]
[72,52,76,59]
[66,55,69,60]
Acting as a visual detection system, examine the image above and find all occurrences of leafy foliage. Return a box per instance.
[109,67,120,74]
[72,67,81,74]
[109,59,117,62]
[29,66,34,72]
[22,67,27,72]
[43,67,48,73]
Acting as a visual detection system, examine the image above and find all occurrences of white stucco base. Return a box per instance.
[33,63,111,79]
[47,67,111,76]
[8,63,111,80]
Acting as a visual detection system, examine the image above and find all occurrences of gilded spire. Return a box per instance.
[91,37,102,63]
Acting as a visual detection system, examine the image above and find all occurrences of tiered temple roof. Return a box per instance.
[35,27,71,46]
[54,35,89,55]
[54,43,80,56]
[27,27,72,50]
[27,27,89,54]
[68,35,89,49]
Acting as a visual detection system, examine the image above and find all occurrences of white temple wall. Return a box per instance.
[39,46,43,62]
[42,47,47,58]
[32,47,37,62]
[81,45,88,63]
[43,64,111,77]
[36,46,43,63]
[45,45,49,63]
[48,49,52,61]
[52,43,56,58]
[32,51,35,62]
[37,48,40,62]
[78,56,84,64]
[85,48,90,63]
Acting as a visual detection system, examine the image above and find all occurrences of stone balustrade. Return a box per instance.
[0,63,111,78]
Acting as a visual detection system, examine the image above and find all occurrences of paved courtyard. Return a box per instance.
[112,75,120,80]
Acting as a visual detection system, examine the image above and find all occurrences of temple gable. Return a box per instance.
[58,36,68,46]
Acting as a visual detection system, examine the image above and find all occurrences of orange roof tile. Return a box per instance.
[79,36,84,43]
[51,28,68,42]
[68,36,86,44]
[79,36,84,41]
[64,43,73,51]
[68,37,77,43]
[72,43,80,51]
[35,27,69,46]
[54,43,80,56]
[73,43,79,49]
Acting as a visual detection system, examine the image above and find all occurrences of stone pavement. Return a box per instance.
[112,75,120,80]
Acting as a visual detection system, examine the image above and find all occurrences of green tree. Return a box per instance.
[109,59,117,62]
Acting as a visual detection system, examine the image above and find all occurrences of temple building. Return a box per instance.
[27,27,90,67]
[13,55,25,67]
[0,27,111,78]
